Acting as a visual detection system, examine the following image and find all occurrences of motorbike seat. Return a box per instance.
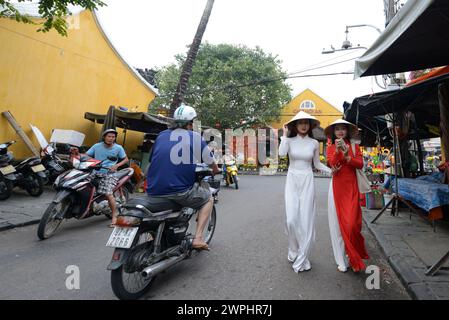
[124,197,183,219]
[12,157,39,167]
[112,168,133,180]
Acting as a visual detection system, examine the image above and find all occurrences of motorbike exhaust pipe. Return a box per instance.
[141,253,188,278]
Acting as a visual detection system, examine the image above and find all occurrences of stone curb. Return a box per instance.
[362,212,442,300]
[0,219,41,232]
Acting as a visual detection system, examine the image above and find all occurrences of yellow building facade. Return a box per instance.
[270,89,343,130]
[0,9,157,158]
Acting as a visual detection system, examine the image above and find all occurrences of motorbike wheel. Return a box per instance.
[234,175,239,190]
[26,174,44,197]
[111,231,156,300]
[204,205,217,244]
[37,198,71,240]
[186,205,217,245]
[0,179,12,201]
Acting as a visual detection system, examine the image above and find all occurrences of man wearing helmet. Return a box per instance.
[146,104,219,250]
[86,129,129,226]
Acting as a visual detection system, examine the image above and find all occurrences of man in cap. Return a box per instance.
[146,104,219,250]
[86,129,129,226]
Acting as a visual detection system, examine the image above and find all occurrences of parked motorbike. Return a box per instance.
[0,140,48,199]
[40,143,71,184]
[224,159,239,189]
[0,141,20,200]
[37,154,134,240]
[106,164,218,300]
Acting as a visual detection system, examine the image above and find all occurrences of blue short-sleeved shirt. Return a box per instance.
[86,142,126,173]
[146,129,214,196]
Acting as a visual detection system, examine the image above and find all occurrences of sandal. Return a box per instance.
[192,238,210,251]
[108,223,116,228]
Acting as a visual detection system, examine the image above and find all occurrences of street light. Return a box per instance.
[322,45,367,54]
[322,24,381,54]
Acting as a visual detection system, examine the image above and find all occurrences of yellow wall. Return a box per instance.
[0,11,156,158]
[270,89,343,130]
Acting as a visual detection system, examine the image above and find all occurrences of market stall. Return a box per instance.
[345,72,449,224]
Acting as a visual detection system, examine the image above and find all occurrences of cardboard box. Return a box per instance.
[50,129,85,147]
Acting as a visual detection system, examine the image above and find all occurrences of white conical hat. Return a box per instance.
[324,118,359,138]
[284,111,320,128]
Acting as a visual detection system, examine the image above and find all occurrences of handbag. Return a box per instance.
[350,142,371,194]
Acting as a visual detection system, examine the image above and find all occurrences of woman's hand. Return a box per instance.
[335,138,344,150]
[331,164,342,175]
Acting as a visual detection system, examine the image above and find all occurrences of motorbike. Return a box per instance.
[0,141,21,200]
[40,143,71,184]
[0,140,48,199]
[224,159,239,189]
[106,164,218,300]
[37,154,134,240]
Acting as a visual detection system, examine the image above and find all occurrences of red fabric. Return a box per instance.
[360,193,366,207]
[327,140,369,271]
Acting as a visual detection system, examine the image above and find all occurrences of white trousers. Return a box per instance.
[328,180,349,271]
[284,169,315,272]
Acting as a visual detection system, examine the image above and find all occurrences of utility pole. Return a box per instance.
[384,0,396,27]
[169,0,215,117]
[383,0,406,89]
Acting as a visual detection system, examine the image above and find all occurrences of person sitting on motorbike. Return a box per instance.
[86,129,129,227]
[146,104,219,250]
[222,150,235,180]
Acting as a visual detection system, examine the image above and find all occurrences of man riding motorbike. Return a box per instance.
[85,129,129,227]
[146,104,219,250]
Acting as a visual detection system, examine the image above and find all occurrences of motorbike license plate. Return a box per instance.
[106,227,138,249]
[0,165,16,175]
[31,164,46,173]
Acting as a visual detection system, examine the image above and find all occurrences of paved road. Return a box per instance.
[0,176,410,299]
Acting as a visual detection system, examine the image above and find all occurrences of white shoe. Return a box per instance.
[295,260,312,272]
[337,265,347,273]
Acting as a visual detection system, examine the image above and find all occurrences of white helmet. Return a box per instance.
[174,104,197,123]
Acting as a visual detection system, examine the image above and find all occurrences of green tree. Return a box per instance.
[0,0,105,36]
[151,43,292,129]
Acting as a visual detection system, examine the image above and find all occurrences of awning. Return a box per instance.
[85,108,172,136]
[354,0,449,78]
[344,73,449,144]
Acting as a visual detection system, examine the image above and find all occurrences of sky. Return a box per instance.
[95,0,391,112]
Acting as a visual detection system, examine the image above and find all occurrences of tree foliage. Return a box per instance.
[0,0,105,36]
[151,43,292,129]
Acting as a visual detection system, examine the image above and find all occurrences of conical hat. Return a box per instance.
[284,111,320,128]
[324,118,359,138]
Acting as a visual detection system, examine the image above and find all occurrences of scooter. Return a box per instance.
[224,159,239,189]
[37,154,134,240]
[0,140,48,198]
[40,143,71,184]
[106,164,218,300]
[0,141,20,200]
